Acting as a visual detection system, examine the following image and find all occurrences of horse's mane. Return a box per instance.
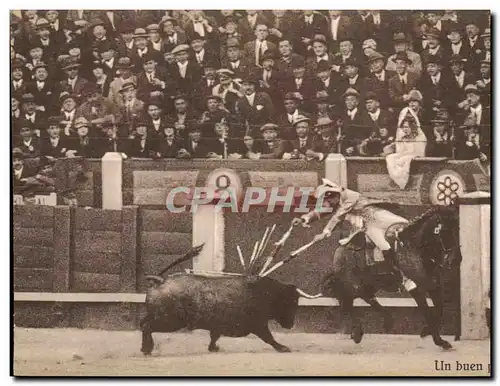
[399,205,456,241]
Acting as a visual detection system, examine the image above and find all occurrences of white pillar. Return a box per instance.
[459,191,490,340]
[192,205,225,272]
[102,152,123,210]
[325,153,347,188]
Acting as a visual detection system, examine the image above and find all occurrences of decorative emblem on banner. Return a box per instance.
[206,168,243,201]
[429,170,465,206]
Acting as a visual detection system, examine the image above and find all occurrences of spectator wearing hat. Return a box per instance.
[360,91,394,137]
[255,51,285,107]
[205,120,246,159]
[294,11,328,56]
[313,116,339,155]
[44,10,65,41]
[181,124,210,158]
[136,51,170,100]
[221,38,250,78]
[312,91,337,123]
[235,74,275,136]
[218,16,243,60]
[12,95,22,129]
[252,123,286,159]
[458,84,490,128]
[276,92,309,140]
[284,115,323,160]
[131,27,162,71]
[424,11,452,40]
[108,57,137,106]
[364,52,395,109]
[444,25,471,62]
[421,28,446,60]
[244,23,277,69]
[12,148,37,192]
[386,32,422,77]
[117,81,144,134]
[475,59,491,107]
[305,35,336,74]
[59,58,89,98]
[426,112,454,157]
[388,52,420,109]
[32,18,58,60]
[11,58,28,96]
[464,20,485,56]
[267,11,294,46]
[16,119,41,158]
[352,11,378,45]
[170,44,203,96]
[76,82,119,126]
[21,93,46,133]
[448,55,475,111]
[338,57,366,97]
[419,54,454,114]
[454,113,490,162]
[91,62,111,98]
[40,116,68,157]
[25,44,53,75]
[145,23,163,53]
[167,95,198,141]
[238,11,270,44]
[199,95,233,138]
[212,69,241,114]
[59,93,79,136]
[155,126,184,159]
[91,10,129,38]
[313,60,339,107]
[339,88,369,156]
[97,41,118,78]
[325,11,354,53]
[127,118,156,158]
[115,20,136,54]
[160,16,188,55]
[95,116,129,157]
[65,116,98,158]
[191,36,219,69]
[282,58,315,112]
[332,39,361,72]
[475,28,491,65]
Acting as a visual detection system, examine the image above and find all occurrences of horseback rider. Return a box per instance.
[292,178,409,276]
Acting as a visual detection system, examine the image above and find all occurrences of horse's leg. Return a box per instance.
[341,291,363,344]
[421,286,443,338]
[409,288,452,350]
[360,291,394,333]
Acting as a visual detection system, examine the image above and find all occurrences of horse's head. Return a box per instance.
[399,205,461,270]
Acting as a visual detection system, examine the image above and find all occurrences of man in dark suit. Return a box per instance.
[20,93,46,136]
[337,58,366,97]
[65,117,99,158]
[239,11,270,43]
[156,127,184,158]
[235,74,275,137]
[454,114,490,162]
[285,115,324,160]
[326,11,354,53]
[136,51,170,101]
[274,37,304,78]
[338,88,369,156]
[243,24,277,70]
[181,124,210,158]
[190,36,219,69]
[276,92,309,140]
[448,55,476,114]
[183,11,218,48]
[313,116,339,156]
[305,36,336,75]
[26,63,56,115]
[360,91,394,137]
[421,29,446,62]
[95,119,129,157]
[127,119,156,158]
[293,11,328,57]
[461,84,491,128]
[418,54,454,113]
[12,58,28,96]
[282,59,315,112]
[364,52,396,109]
[255,51,285,110]
[130,27,163,73]
[16,120,41,158]
[40,116,69,158]
[222,38,251,78]
[388,52,420,109]
[444,25,471,64]
[254,123,287,159]
[170,44,203,96]
[159,16,188,54]
[312,60,340,107]
[59,58,89,99]
[476,59,491,107]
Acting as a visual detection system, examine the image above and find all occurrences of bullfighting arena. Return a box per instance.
[14,328,490,376]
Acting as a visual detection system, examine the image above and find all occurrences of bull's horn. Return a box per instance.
[296,288,323,299]
[145,275,165,285]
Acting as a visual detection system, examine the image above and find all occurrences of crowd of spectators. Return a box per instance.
[11,10,491,180]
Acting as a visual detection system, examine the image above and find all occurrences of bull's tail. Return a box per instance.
[148,244,205,284]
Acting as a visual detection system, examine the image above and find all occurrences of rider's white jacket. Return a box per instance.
[301,188,389,236]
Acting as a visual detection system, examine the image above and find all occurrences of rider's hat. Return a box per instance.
[314,178,344,199]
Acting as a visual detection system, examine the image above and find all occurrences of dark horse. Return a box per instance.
[320,205,461,350]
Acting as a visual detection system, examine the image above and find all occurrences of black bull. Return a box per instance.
[141,272,302,354]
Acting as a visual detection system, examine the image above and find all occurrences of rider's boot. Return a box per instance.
[381,248,400,276]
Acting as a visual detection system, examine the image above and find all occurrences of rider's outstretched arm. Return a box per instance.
[322,191,360,236]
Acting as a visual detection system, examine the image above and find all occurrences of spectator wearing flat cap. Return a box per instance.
[136,51,170,100]
[107,57,137,106]
[388,51,420,109]
[235,74,275,137]
[59,58,89,98]
[170,44,203,96]
[305,35,336,74]
[386,32,423,77]
[244,23,278,69]
[293,11,328,57]
[221,38,251,78]
[153,126,183,159]
[115,20,136,54]
[458,84,491,128]
[281,58,315,112]
[197,61,220,108]
[25,44,54,76]
[205,120,246,159]
[65,116,99,158]
[338,88,370,156]
[253,123,287,159]
[312,116,340,156]
[40,116,69,157]
[145,24,164,53]
[421,28,446,61]
[212,69,242,114]
[11,95,22,130]
[419,54,454,114]
[276,92,309,140]
[76,82,120,126]
[118,81,145,135]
